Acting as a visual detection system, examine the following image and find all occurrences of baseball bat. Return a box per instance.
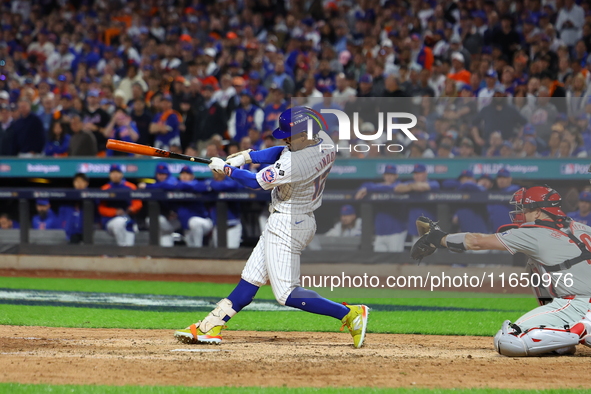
[106,139,211,164]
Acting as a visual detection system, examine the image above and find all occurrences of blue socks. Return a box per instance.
[285,287,350,320]
[225,281,350,322]
[225,279,260,322]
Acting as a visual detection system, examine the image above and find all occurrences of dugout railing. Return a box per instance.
[0,188,520,266]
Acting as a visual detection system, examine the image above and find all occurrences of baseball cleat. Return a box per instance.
[340,304,369,348]
[174,322,225,344]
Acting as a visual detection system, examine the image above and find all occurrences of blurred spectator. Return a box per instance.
[0,103,15,156]
[178,97,197,150]
[355,164,406,252]
[325,205,362,237]
[491,15,521,61]
[98,165,142,246]
[118,63,148,103]
[0,213,18,229]
[32,199,61,230]
[149,94,181,151]
[471,89,527,145]
[207,171,243,249]
[556,0,585,48]
[105,110,139,156]
[82,90,111,154]
[478,71,497,112]
[36,94,56,136]
[11,99,45,157]
[194,85,226,145]
[264,61,295,96]
[487,169,521,232]
[437,141,455,158]
[395,164,440,243]
[244,72,268,106]
[561,129,588,157]
[566,73,587,118]
[174,166,213,247]
[60,173,89,243]
[568,191,591,225]
[458,138,477,158]
[44,118,70,157]
[228,93,263,143]
[499,140,514,157]
[522,137,540,157]
[131,99,154,147]
[520,87,558,142]
[485,131,503,157]
[212,74,237,110]
[263,87,288,133]
[540,71,567,114]
[542,130,562,157]
[448,52,471,85]
[68,112,98,157]
[522,123,548,152]
[332,73,357,107]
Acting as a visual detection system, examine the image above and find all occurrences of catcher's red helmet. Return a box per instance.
[509,186,565,223]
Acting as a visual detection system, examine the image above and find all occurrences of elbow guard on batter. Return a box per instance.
[493,320,580,357]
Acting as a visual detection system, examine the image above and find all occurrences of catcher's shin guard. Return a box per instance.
[494,320,580,357]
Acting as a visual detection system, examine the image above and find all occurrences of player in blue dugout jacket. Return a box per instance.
[58,173,90,243]
[174,165,214,247]
[452,170,490,233]
[394,163,440,244]
[568,191,591,225]
[141,163,179,247]
[355,164,406,252]
[32,199,61,230]
[487,168,521,232]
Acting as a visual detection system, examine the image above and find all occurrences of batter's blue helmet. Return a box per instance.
[272,106,328,140]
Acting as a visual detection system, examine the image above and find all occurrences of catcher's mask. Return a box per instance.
[509,186,565,224]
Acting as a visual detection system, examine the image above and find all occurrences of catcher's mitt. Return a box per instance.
[410,216,447,262]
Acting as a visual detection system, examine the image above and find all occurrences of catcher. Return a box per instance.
[411,186,591,356]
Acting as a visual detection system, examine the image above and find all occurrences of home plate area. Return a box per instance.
[0,326,590,389]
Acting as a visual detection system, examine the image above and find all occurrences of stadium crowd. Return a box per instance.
[0,0,591,159]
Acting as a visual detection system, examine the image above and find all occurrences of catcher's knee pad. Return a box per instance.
[494,320,579,357]
[200,298,237,332]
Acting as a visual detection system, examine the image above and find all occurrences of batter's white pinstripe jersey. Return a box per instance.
[255,130,336,215]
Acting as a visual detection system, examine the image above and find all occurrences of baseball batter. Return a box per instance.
[412,186,591,356]
[175,106,369,348]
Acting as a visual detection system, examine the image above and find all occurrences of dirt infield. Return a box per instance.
[0,326,590,389]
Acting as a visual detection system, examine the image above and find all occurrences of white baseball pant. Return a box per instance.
[212,223,243,249]
[106,217,135,246]
[146,215,175,247]
[186,217,214,247]
[374,231,407,252]
[241,211,316,305]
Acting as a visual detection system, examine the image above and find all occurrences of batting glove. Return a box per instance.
[208,157,226,175]
[226,149,253,167]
